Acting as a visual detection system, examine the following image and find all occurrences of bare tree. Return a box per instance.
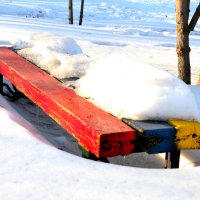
[176,0,191,84]
[79,0,85,25]
[173,0,191,168]
[68,0,73,24]
[174,1,200,167]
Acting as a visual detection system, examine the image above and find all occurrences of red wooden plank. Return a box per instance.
[0,47,136,157]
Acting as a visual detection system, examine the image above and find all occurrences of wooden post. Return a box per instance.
[68,0,73,24]
[176,0,191,84]
[79,145,109,163]
[174,0,191,168]
[165,150,180,168]
[79,0,85,25]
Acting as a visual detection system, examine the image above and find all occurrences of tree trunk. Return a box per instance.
[79,0,85,25]
[176,0,191,84]
[68,0,73,24]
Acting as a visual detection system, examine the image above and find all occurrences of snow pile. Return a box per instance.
[15,32,90,79]
[14,33,200,122]
[76,54,199,121]
[190,85,200,112]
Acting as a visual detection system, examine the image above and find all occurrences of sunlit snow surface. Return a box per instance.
[1,95,200,200]
[16,32,90,79]
[75,54,199,121]
[1,0,200,199]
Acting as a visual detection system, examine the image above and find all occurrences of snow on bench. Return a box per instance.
[1,47,200,168]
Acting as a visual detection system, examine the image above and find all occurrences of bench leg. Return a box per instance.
[79,145,109,163]
[0,75,26,101]
[165,150,180,168]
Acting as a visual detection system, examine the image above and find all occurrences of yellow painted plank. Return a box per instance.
[168,120,200,149]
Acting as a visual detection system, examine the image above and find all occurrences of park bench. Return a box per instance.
[0,46,200,168]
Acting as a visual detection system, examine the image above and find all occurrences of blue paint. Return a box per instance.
[123,119,176,154]
[123,119,176,139]
[148,139,175,154]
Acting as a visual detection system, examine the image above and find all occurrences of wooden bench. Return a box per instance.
[1,47,199,168]
[0,47,136,158]
[123,119,200,168]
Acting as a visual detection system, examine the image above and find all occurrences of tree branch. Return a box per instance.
[189,3,200,32]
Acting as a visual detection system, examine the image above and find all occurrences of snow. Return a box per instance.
[1,0,200,199]
[190,85,200,113]
[15,32,83,55]
[75,54,199,121]
[1,95,200,200]
[16,32,90,79]
[14,33,200,122]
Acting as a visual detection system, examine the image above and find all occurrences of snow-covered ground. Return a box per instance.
[1,0,200,199]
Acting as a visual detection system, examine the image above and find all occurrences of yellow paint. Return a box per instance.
[137,129,144,133]
[168,120,200,149]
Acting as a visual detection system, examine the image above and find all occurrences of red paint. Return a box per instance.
[0,47,135,157]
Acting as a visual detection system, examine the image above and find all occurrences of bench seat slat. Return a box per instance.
[0,47,135,158]
[122,118,176,153]
[168,120,200,149]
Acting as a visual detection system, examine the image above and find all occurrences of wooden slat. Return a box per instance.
[123,119,176,153]
[0,47,135,158]
[168,120,200,149]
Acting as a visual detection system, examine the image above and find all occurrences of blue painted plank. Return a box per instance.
[123,119,175,139]
[122,119,176,154]
[148,139,175,154]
